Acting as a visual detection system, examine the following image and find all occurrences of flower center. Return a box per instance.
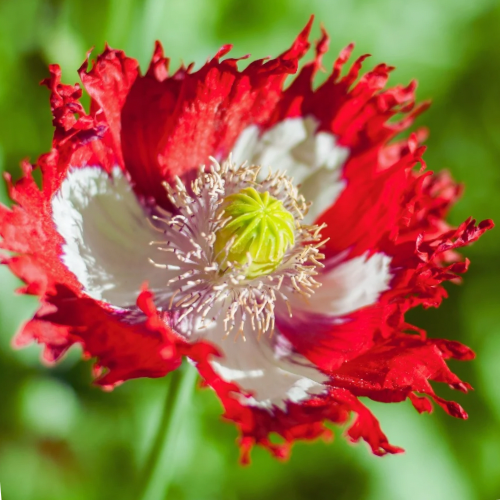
[213,187,295,279]
[151,159,327,339]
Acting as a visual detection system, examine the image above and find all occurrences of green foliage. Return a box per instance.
[0,0,499,498]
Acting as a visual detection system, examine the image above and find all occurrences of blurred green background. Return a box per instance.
[1,0,500,499]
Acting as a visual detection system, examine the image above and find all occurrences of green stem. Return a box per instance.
[138,364,198,500]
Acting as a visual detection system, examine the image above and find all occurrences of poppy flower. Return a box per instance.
[0,18,492,462]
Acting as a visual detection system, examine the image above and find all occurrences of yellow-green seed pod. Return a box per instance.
[214,187,295,279]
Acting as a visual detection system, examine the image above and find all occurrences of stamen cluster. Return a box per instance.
[149,159,327,340]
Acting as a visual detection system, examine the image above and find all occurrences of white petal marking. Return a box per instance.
[294,252,392,317]
[179,302,327,411]
[231,125,259,165]
[51,166,176,307]
[232,117,349,223]
[208,328,327,411]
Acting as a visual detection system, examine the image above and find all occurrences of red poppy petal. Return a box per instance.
[277,303,385,373]
[185,340,402,462]
[120,19,313,207]
[331,335,472,418]
[15,283,182,387]
[79,45,140,168]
